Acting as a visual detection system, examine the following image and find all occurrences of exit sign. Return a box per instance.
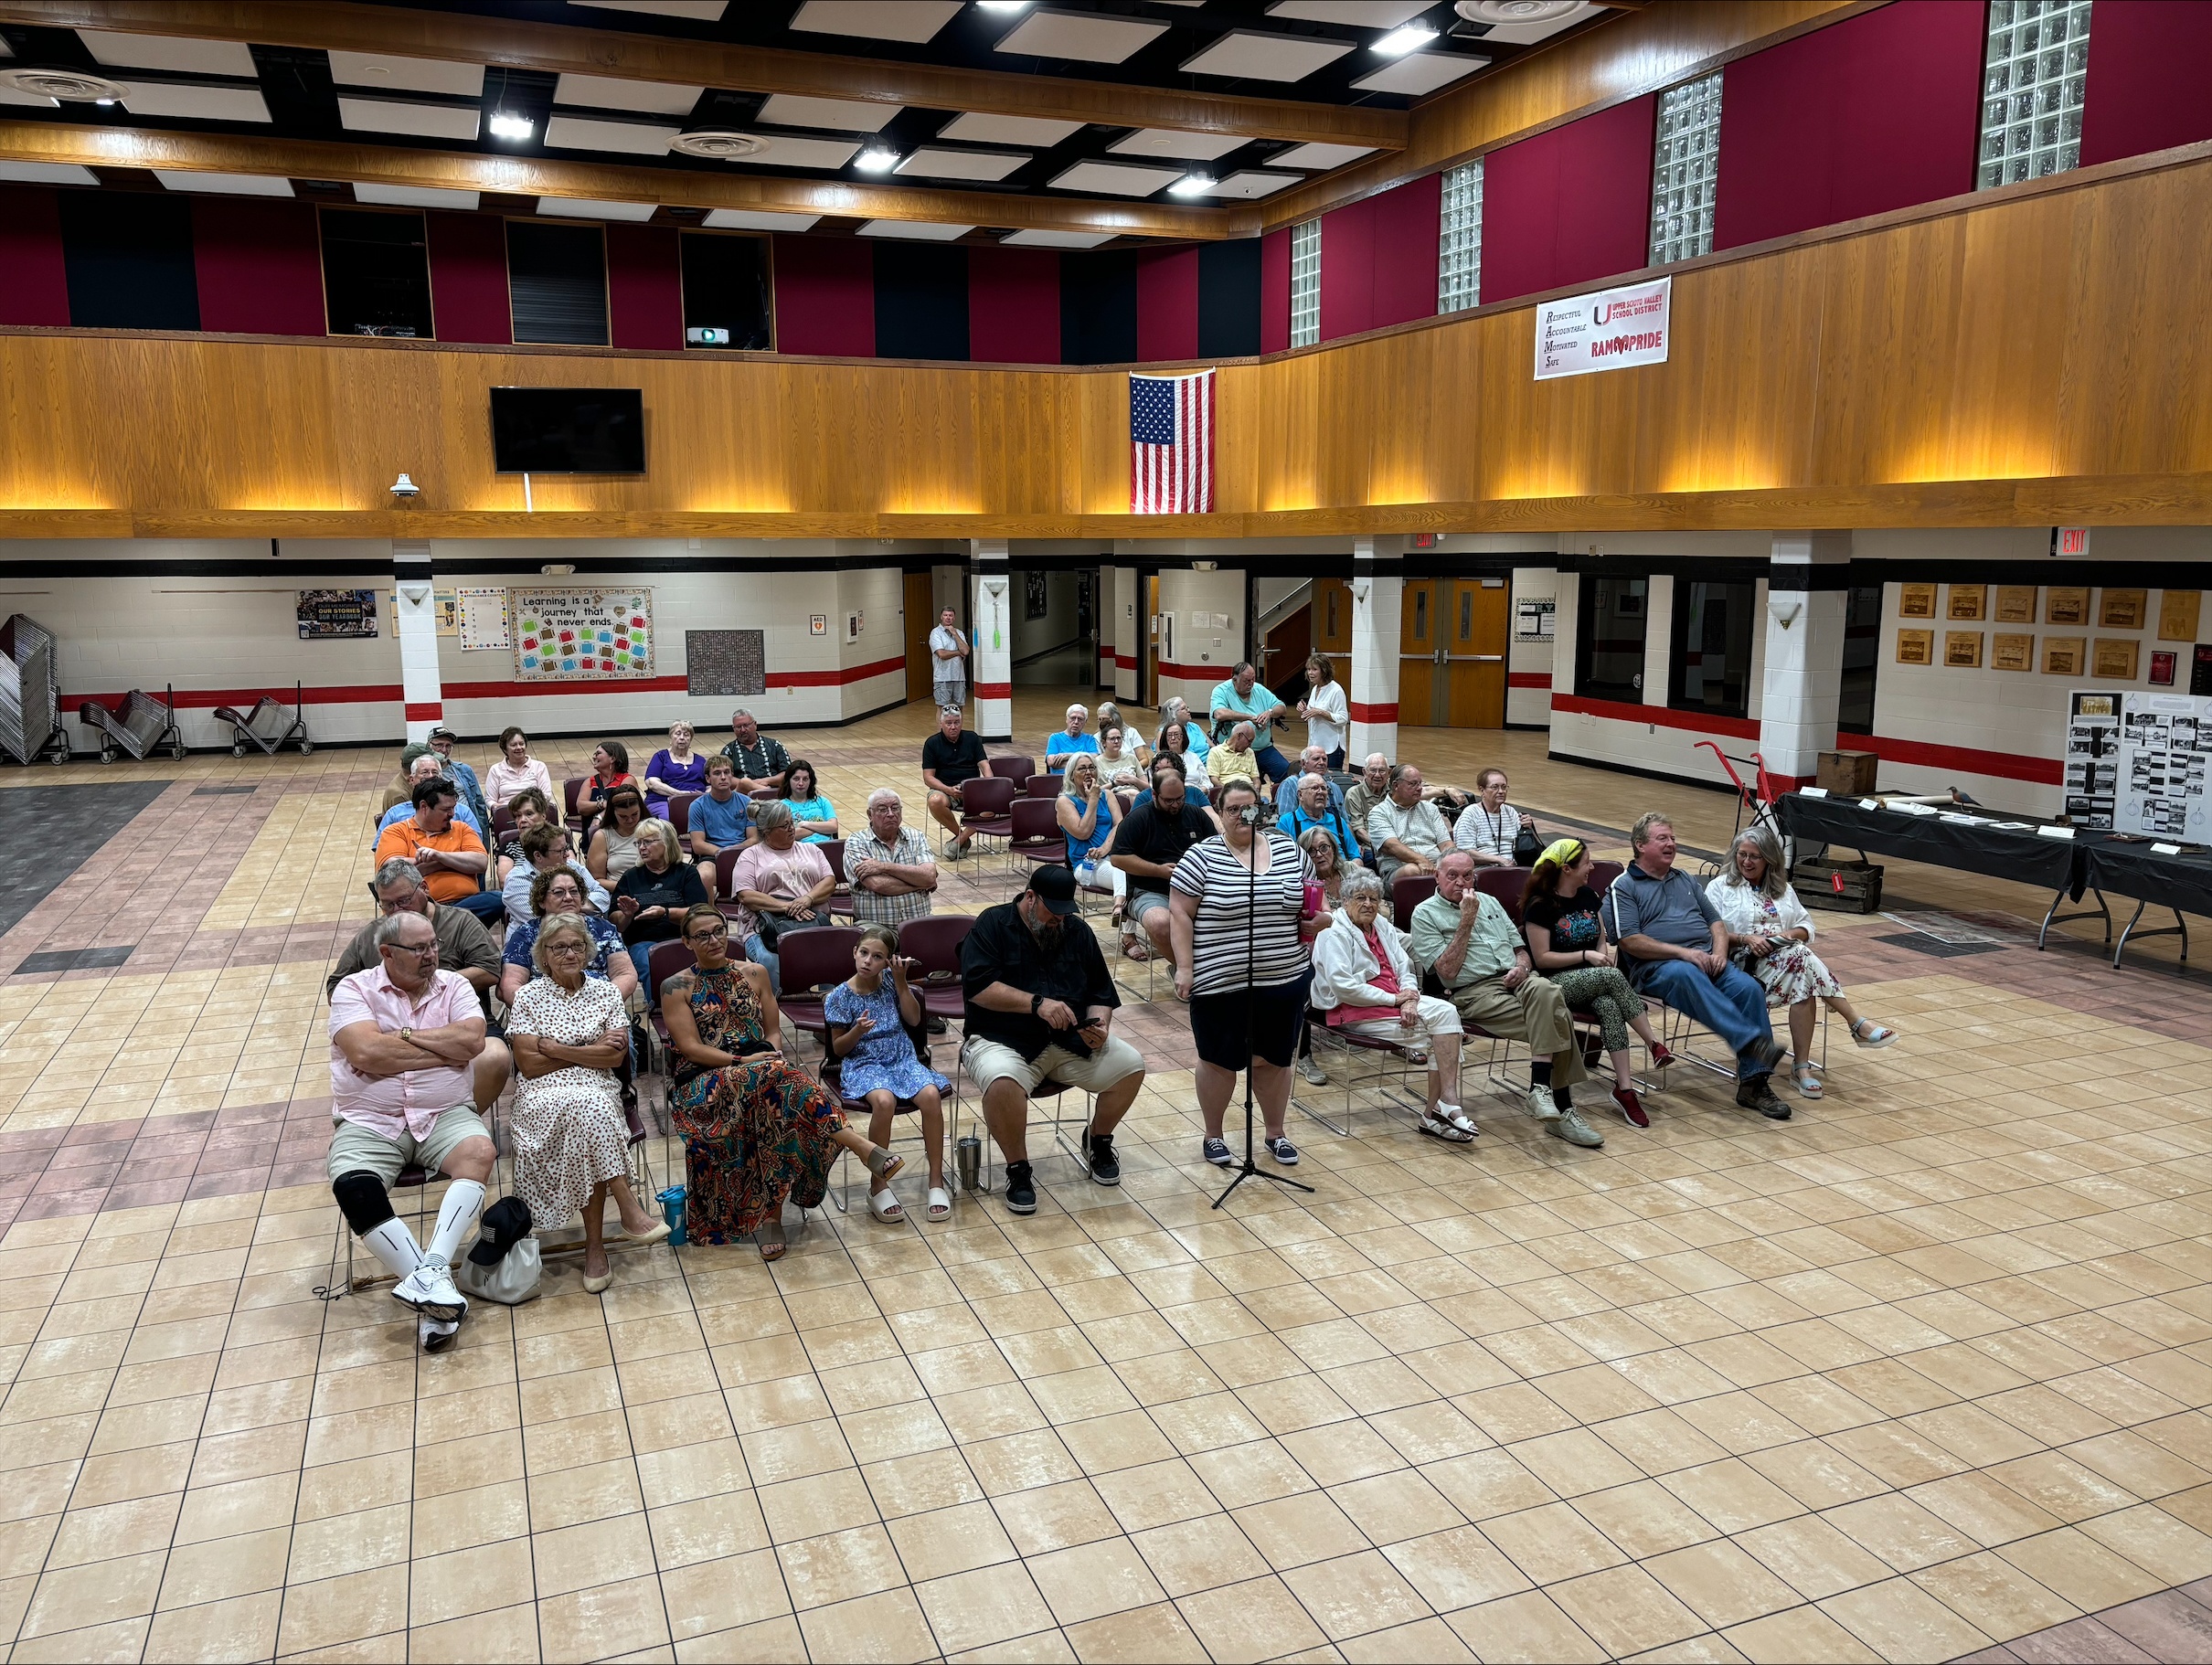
[2052,526,2091,557]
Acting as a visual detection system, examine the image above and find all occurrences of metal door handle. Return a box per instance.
[1468,654,1504,663]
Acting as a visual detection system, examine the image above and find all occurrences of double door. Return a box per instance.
[1399,578,1507,729]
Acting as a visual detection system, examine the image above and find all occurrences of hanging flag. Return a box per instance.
[1129,369,1215,514]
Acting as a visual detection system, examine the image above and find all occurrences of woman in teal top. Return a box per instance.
[1056,753,1117,886]
[779,758,839,843]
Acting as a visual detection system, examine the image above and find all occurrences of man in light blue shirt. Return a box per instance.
[686,756,757,889]
[1273,745,1348,820]
[1044,704,1099,763]
[1208,663,1292,783]
[375,754,484,846]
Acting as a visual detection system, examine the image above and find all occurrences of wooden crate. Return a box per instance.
[1792,855,1883,913]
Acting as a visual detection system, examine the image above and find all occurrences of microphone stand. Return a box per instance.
[1216,804,1315,1210]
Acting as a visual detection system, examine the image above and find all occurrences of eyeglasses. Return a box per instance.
[545,941,590,957]
[385,940,438,958]
[686,921,728,940]
[376,890,428,915]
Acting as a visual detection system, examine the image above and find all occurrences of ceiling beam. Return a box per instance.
[0,120,1249,237]
[0,0,1408,150]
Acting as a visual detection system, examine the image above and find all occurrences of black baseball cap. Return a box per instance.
[1026,865,1079,916]
[428,725,458,741]
[468,1196,533,1264]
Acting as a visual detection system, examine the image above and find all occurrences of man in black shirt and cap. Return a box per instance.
[961,866,1146,1216]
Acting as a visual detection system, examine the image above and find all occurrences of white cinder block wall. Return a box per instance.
[1154,568,1247,720]
[1506,566,1556,727]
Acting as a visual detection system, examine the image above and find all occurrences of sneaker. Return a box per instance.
[1611,1087,1651,1129]
[1264,1136,1299,1166]
[1085,1132,1121,1186]
[1004,1161,1037,1214]
[1736,1076,1792,1119]
[1418,1112,1475,1143]
[393,1260,467,1324]
[1547,1107,1604,1148]
[419,1314,460,1353]
[1524,1083,1563,1122]
[1649,1042,1676,1069]
[1298,1057,1329,1087]
[1201,1138,1233,1168]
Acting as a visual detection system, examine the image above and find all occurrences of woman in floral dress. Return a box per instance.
[660,905,901,1260]
[825,925,952,1224]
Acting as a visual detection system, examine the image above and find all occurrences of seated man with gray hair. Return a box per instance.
[1273,744,1348,820]
[848,788,939,927]
[328,910,496,1352]
[1045,703,1097,763]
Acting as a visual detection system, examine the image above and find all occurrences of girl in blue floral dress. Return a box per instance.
[825,925,952,1223]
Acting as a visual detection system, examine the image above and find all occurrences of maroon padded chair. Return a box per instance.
[958,775,1017,854]
[819,838,856,918]
[896,914,973,1023]
[562,777,592,837]
[1474,865,1526,924]
[643,939,700,1067]
[986,755,1035,781]
[1007,799,1066,873]
[774,925,863,1051]
[1590,859,1625,896]
[1390,870,1437,924]
[665,792,699,847]
[714,846,747,916]
[1023,774,1064,800]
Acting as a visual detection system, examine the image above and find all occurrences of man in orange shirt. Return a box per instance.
[375,779,490,908]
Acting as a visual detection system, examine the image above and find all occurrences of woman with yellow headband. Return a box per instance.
[1519,837,1672,1128]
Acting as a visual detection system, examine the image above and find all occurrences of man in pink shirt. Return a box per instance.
[328,911,495,1352]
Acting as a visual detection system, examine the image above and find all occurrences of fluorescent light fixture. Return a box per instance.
[977,1,1031,10]
[854,145,900,172]
[1166,173,1215,196]
[488,110,534,140]
[1373,22,1438,54]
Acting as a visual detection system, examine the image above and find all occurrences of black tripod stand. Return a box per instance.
[1215,810,1315,1210]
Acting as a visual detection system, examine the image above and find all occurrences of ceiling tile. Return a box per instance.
[120,83,272,122]
[566,0,729,20]
[1048,159,1181,196]
[995,8,1170,65]
[338,97,482,142]
[856,220,973,240]
[1180,30,1355,81]
[544,114,680,155]
[702,207,820,231]
[894,147,1029,182]
[1462,1,1601,45]
[1268,0,1434,24]
[0,86,56,109]
[1002,228,1114,249]
[729,133,861,169]
[1208,171,1302,197]
[938,111,1086,147]
[1107,129,1246,162]
[77,29,258,77]
[354,183,481,209]
[537,197,661,221]
[756,94,901,133]
[552,72,701,115]
[326,51,484,99]
[1270,141,1378,169]
[788,0,962,43]
[154,170,293,197]
[0,36,11,57]
[0,161,99,186]
[1351,51,1487,94]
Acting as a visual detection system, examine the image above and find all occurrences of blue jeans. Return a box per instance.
[1254,744,1292,784]
[1324,748,1346,772]
[626,942,656,1002]
[746,934,778,996]
[1639,960,1775,1078]
[454,891,506,927]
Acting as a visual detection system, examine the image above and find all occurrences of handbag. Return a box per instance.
[1513,823,1543,865]
[455,1197,540,1304]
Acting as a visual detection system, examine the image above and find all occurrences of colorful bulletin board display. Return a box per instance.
[2116,691,2212,841]
[296,589,378,639]
[513,589,654,680]
[458,589,510,652]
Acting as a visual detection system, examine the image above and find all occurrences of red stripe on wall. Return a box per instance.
[773,235,874,357]
[1482,95,1656,306]
[969,245,1060,364]
[1136,247,1199,363]
[403,702,443,722]
[1551,694,1761,740]
[427,211,511,345]
[192,198,325,337]
[73,685,403,711]
[1112,653,1136,671]
[607,224,682,352]
[975,681,1013,700]
[1714,0,1982,252]
[1508,673,1552,689]
[1867,733,2063,786]
[1260,227,1291,355]
[0,186,69,327]
[1347,700,1399,723]
[2080,0,2212,167]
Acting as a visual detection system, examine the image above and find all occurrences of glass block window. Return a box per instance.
[1649,70,1723,266]
[1978,0,2092,189]
[1438,158,1483,313]
[1289,218,1320,348]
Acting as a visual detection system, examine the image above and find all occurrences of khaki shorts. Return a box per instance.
[327,1106,491,1184]
[962,1034,1145,1098]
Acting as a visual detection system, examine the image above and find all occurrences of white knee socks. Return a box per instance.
[361,1218,424,1282]
[426,1180,485,1268]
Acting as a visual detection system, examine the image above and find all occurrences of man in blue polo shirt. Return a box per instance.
[686,755,757,893]
[1602,811,1788,1119]
[1208,663,1292,783]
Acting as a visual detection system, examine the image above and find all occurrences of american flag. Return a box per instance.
[1129,369,1215,514]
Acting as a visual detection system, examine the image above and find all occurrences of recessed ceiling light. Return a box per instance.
[1166,173,1214,197]
[1373,22,1439,54]
[855,145,900,172]
[977,1,1031,10]
[488,111,534,140]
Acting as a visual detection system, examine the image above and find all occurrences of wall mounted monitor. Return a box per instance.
[489,387,644,472]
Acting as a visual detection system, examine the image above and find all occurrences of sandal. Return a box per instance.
[868,1188,905,1223]
[1123,938,1153,962]
[926,1187,952,1222]
[1852,1021,1898,1049]
[756,1216,787,1264]
[1792,1066,1824,1099]
[866,1146,906,1182]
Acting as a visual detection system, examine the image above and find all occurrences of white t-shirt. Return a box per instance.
[1452,800,1523,859]
[928,626,967,684]
[1303,680,1347,755]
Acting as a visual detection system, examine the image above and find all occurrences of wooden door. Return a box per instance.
[1398,579,1438,728]
[1441,578,1508,728]
[903,572,936,703]
[1143,575,1162,708]
[1312,578,1352,661]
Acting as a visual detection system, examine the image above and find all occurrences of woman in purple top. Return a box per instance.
[643,720,710,818]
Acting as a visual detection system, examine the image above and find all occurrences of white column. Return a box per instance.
[392,540,441,743]
[1760,532,1852,787]
[1349,536,1405,763]
[969,539,1013,742]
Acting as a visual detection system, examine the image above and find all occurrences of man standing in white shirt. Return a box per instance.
[1295,654,1349,770]
[929,607,970,711]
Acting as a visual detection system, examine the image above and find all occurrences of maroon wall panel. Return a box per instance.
[1715,1,1982,251]
[1136,246,1199,362]
[969,245,1059,363]
[1370,172,1442,330]
[1318,196,1376,343]
[192,197,324,336]
[606,223,682,351]
[771,234,873,356]
[427,211,511,345]
[0,186,69,327]
[2080,0,2212,166]
[1481,94,1655,305]
[1260,226,1291,354]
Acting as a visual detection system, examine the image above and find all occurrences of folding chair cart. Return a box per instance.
[77,685,186,764]
[214,683,314,757]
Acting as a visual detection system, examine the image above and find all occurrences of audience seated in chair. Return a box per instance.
[1367,764,1452,886]
[484,726,554,811]
[610,818,710,1000]
[1342,753,1395,863]
[1281,770,1360,864]
[1453,768,1536,868]
[719,707,790,794]
[573,740,635,829]
[687,756,759,881]
[643,720,710,819]
[1208,722,1264,794]
[494,788,553,891]
[1273,745,1349,819]
[1519,837,1671,1129]
[1045,704,1097,763]
[1313,867,1473,1141]
[725,801,835,994]
[505,822,610,922]
[1151,718,1212,800]
[1207,663,1292,782]
[852,790,941,928]
[426,725,491,835]
[588,785,651,885]
[922,705,990,856]
[377,778,500,925]
[500,868,636,1008]
[375,754,485,846]
[1112,757,1214,967]
[779,758,839,843]
[825,925,952,1223]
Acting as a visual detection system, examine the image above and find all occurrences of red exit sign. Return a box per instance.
[2052,526,2091,557]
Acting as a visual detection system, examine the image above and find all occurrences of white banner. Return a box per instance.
[1534,276,1671,381]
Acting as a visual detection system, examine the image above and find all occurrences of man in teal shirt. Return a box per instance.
[1207,663,1292,784]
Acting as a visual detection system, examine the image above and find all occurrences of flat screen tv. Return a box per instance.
[489,387,645,472]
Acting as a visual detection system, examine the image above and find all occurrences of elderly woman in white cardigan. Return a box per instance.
[1309,866,1475,1142]
[1706,826,1897,1101]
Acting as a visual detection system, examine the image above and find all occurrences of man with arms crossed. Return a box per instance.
[930,606,970,710]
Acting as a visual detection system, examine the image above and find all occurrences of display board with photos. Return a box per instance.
[2116,691,2212,843]
[2065,690,2122,830]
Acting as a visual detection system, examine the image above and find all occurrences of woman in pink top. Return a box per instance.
[484,726,556,810]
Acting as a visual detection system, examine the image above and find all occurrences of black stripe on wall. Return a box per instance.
[1197,238,1261,360]
[873,241,969,361]
[59,192,199,331]
[1061,249,1137,366]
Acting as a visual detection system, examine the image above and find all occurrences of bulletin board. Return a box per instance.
[458,588,510,652]
[2116,692,2212,842]
[513,589,655,681]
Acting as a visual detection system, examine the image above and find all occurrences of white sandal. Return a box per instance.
[1852,1021,1898,1048]
[926,1187,952,1222]
[868,1188,904,1223]
[1792,1066,1824,1099]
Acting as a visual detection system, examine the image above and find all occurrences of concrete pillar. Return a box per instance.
[1760,531,1852,789]
[1349,536,1406,762]
[970,539,1013,742]
[393,540,441,744]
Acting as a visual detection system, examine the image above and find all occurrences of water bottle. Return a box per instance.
[955,1135,985,1195]
[656,1185,687,1246]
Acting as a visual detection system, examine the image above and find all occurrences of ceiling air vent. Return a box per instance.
[0,67,129,101]
[1454,0,1581,23]
[669,129,768,161]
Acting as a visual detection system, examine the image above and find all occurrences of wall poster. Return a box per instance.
[1992,632,2034,672]
[388,590,458,635]
[2092,638,2139,680]
[513,589,655,680]
[457,588,510,652]
[2100,589,2148,630]
[685,630,765,698]
[2046,587,2090,626]
[1947,584,1986,621]
[2044,637,2086,676]
[2115,691,2212,841]
[2158,589,2202,642]
[2151,650,2178,687]
[2065,689,2120,829]
[296,589,378,639]
[1896,629,1934,665]
[1994,586,2037,623]
[1898,583,1937,620]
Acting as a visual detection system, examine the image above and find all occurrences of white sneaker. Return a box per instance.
[394,1260,468,1323]
[419,1314,460,1352]
[1298,1057,1329,1087]
[1525,1084,1564,1122]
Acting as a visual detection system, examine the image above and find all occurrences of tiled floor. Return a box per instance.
[0,697,2206,1662]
